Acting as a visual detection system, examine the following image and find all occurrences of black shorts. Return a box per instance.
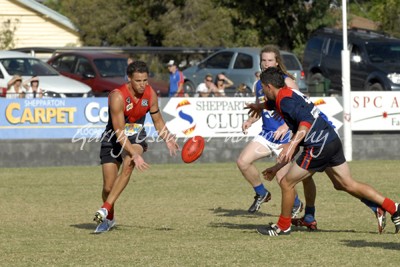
[100,136,148,164]
[296,137,346,172]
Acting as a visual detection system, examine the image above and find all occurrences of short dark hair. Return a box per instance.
[260,67,285,88]
[127,60,149,77]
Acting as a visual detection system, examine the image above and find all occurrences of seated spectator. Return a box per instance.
[214,73,233,97]
[195,74,216,97]
[234,83,251,97]
[23,76,42,98]
[6,75,24,98]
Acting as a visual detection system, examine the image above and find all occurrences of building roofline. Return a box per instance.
[14,0,77,31]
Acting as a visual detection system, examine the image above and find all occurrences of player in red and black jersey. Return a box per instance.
[248,67,400,236]
[93,61,179,233]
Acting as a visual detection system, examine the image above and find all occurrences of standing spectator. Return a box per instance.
[195,74,216,97]
[23,76,42,98]
[6,75,24,98]
[125,57,135,82]
[127,56,134,65]
[167,59,186,97]
[214,73,233,97]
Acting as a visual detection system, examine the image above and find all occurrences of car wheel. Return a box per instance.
[184,81,195,96]
[368,83,384,91]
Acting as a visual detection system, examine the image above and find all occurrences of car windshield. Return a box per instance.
[366,42,400,63]
[282,55,301,71]
[0,58,59,76]
[94,58,127,78]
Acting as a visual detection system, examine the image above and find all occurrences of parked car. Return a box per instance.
[182,47,307,96]
[0,51,92,98]
[47,51,169,97]
[303,27,400,95]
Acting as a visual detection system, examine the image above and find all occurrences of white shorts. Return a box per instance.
[253,135,283,157]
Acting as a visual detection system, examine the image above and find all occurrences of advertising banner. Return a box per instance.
[163,96,343,138]
[0,98,108,140]
[0,96,343,140]
[351,92,400,131]
[0,98,155,140]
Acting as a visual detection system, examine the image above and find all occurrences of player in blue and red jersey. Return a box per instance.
[93,61,179,234]
[237,45,316,220]
[250,67,400,236]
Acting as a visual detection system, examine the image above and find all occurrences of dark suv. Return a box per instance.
[303,28,400,94]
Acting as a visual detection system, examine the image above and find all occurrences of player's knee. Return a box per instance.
[102,184,112,195]
[236,157,249,170]
[333,181,353,192]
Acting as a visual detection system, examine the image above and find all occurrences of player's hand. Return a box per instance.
[165,134,179,156]
[244,102,263,118]
[274,123,289,141]
[277,143,296,164]
[242,120,252,134]
[262,165,279,181]
[132,154,149,171]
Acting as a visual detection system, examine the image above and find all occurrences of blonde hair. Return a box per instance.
[260,45,295,80]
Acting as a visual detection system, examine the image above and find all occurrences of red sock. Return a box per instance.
[107,211,114,220]
[101,202,112,212]
[381,198,397,215]
[277,215,291,230]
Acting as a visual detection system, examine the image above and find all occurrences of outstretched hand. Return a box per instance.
[244,102,264,118]
[262,164,280,181]
[132,154,150,171]
[166,135,179,156]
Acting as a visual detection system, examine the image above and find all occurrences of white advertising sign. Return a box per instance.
[351,92,400,131]
[163,97,343,138]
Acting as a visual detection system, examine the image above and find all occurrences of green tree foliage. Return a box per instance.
[0,19,19,49]
[368,0,399,38]
[160,0,234,47]
[46,0,146,46]
[44,0,400,56]
[349,0,400,37]
[216,0,336,53]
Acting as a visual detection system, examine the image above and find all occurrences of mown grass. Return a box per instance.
[1,161,400,266]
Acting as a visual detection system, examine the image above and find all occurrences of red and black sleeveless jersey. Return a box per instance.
[102,83,153,142]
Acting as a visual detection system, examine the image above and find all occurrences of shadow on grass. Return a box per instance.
[210,206,275,218]
[208,222,267,231]
[70,223,174,234]
[70,223,94,230]
[209,222,376,235]
[341,239,400,250]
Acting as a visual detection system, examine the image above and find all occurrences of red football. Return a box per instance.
[181,136,205,163]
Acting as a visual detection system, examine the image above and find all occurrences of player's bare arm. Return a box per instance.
[242,113,260,134]
[273,123,289,141]
[149,90,179,156]
[278,124,310,164]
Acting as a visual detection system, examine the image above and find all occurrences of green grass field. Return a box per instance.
[1,161,400,266]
